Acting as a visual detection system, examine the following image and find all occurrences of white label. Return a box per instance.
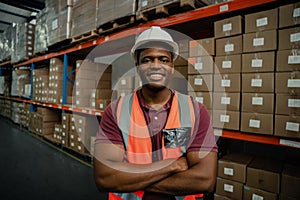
[62,140,65,145]
[288,99,300,108]
[290,33,300,42]
[221,97,231,105]
[251,79,263,87]
[70,134,74,139]
[76,91,80,95]
[121,79,127,85]
[221,79,231,87]
[220,115,230,123]
[222,61,232,69]
[142,0,148,7]
[52,19,58,30]
[78,146,82,150]
[288,55,300,64]
[251,59,263,68]
[79,119,82,124]
[288,79,300,88]
[286,122,300,132]
[79,128,82,133]
[195,63,203,70]
[253,38,265,46]
[71,142,75,147]
[252,97,263,105]
[195,97,204,104]
[220,4,229,12]
[252,193,264,200]
[256,17,268,27]
[62,132,66,136]
[223,23,232,32]
[194,78,203,86]
[77,62,81,68]
[293,8,300,18]
[214,129,223,136]
[78,137,82,142]
[99,103,104,109]
[224,167,234,176]
[280,139,300,148]
[225,44,234,52]
[224,184,233,193]
[249,119,261,128]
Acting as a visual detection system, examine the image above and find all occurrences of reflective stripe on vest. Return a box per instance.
[109,91,201,200]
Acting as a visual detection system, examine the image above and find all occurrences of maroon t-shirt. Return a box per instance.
[95,90,218,199]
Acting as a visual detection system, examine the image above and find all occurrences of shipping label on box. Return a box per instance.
[216,35,243,56]
[213,92,240,111]
[241,112,274,135]
[276,94,300,115]
[277,49,300,72]
[242,73,274,93]
[242,51,275,73]
[279,26,300,50]
[276,72,300,94]
[243,185,278,200]
[216,177,244,200]
[275,115,300,139]
[242,93,274,114]
[188,91,212,109]
[214,15,243,39]
[187,74,213,92]
[214,73,241,92]
[213,110,240,130]
[243,30,277,53]
[215,54,241,74]
[188,56,214,74]
[218,153,253,183]
[279,3,300,28]
[245,8,278,33]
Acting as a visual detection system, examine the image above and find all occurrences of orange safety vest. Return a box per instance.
[109,91,203,200]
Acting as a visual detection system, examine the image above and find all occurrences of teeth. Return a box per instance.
[150,74,163,80]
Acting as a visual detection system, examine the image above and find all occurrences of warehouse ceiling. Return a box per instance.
[0,0,45,33]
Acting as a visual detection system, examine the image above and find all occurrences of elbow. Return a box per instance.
[205,176,216,193]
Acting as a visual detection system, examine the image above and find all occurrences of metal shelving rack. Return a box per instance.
[2,0,300,149]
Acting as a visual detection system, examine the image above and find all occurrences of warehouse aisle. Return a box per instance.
[0,117,107,200]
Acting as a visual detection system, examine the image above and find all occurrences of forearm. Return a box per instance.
[94,158,185,193]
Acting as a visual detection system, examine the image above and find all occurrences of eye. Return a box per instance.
[160,58,170,64]
[141,58,153,64]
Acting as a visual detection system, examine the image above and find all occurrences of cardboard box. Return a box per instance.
[213,110,240,130]
[178,39,189,53]
[175,53,188,66]
[214,54,241,74]
[216,35,243,56]
[242,51,275,73]
[218,153,253,183]
[275,115,300,139]
[276,49,300,72]
[117,76,134,90]
[243,30,277,53]
[214,73,241,92]
[213,92,240,111]
[279,194,299,200]
[241,112,273,135]
[242,73,274,93]
[187,56,214,74]
[214,15,243,39]
[245,8,278,33]
[241,93,274,114]
[279,3,300,28]
[188,91,212,109]
[169,77,188,94]
[281,163,300,199]
[247,157,282,194]
[216,177,243,200]
[214,194,232,200]
[243,185,278,200]
[276,72,300,94]
[189,38,215,57]
[174,66,188,78]
[279,26,300,50]
[187,74,213,92]
[276,94,300,115]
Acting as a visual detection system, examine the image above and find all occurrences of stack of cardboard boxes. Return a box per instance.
[240,8,277,135]
[188,38,214,114]
[32,68,49,103]
[19,103,30,128]
[275,3,300,139]
[213,15,243,131]
[75,60,112,109]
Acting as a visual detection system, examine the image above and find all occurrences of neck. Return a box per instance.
[141,86,171,110]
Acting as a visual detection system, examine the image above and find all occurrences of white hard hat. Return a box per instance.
[131,26,179,60]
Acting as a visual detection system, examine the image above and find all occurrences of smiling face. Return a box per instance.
[136,46,174,91]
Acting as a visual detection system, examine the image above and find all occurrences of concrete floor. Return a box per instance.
[0,117,107,200]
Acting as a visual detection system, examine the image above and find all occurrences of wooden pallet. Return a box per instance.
[98,15,135,35]
[137,0,202,21]
[71,30,99,44]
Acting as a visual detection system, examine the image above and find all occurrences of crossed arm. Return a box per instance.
[93,143,217,196]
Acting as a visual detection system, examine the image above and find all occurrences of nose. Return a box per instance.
[150,58,161,69]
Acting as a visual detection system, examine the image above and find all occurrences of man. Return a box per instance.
[94,26,218,200]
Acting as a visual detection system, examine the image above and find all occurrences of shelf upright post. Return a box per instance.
[0,67,2,76]
[30,63,36,112]
[62,54,68,113]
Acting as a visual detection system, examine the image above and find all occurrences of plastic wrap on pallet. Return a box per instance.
[0,76,11,96]
[34,8,49,54]
[10,70,30,97]
[0,25,16,62]
[71,0,97,38]
[96,0,136,28]
[46,0,71,46]
[11,22,35,63]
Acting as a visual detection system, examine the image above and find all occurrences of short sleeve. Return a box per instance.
[95,100,124,145]
[187,102,218,152]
